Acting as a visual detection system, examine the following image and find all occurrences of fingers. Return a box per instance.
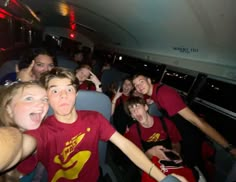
[16,60,34,73]
[15,64,19,73]
[89,71,95,76]
[16,60,35,82]
[117,86,121,93]
[26,60,35,73]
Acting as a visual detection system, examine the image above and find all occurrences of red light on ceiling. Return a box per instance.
[71,23,76,30]
[0,8,12,19]
[0,13,5,19]
[69,33,75,39]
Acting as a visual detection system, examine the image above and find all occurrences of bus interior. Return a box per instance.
[0,0,235,181]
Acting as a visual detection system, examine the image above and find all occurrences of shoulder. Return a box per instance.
[154,116,172,123]
[157,84,175,94]
[154,84,181,99]
[128,123,138,132]
[78,110,103,117]
[77,110,107,122]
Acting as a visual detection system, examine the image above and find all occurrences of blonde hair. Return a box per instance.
[0,81,45,127]
[40,67,79,91]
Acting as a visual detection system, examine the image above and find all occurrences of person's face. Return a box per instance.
[132,75,151,95]
[47,78,77,117]
[76,68,90,82]
[32,54,55,80]
[122,80,133,96]
[132,90,144,98]
[7,85,49,131]
[74,53,83,62]
[128,103,148,125]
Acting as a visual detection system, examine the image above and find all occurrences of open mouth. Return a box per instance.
[30,113,42,123]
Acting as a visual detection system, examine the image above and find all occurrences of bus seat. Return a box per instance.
[47,90,117,181]
[194,166,207,182]
[0,60,19,80]
[148,103,162,117]
[225,161,236,182]
[100,68,128,94]
[210,140,235,182]
[57,56,78,71]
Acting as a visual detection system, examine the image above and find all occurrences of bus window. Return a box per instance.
[198,78,236,113]
[162,69,195,93]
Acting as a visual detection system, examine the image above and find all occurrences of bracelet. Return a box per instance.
[225,144,235,152]
[112,102,116,104]
[149,163,154,176]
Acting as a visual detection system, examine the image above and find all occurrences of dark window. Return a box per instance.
[0,18,12,49]
[14,20,24,43]
[198,78,236,113]
[114,55,164,82]
[162,69,195,93]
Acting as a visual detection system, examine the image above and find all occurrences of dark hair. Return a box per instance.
[131,73,149,81]
[124,96,147,115]
[75,64,92,72]
[18,48,57,70]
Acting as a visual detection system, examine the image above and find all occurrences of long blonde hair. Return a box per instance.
[0,81,46,181]
[0,81,45,127]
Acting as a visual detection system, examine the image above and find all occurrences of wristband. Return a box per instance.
[225,144,235,152]
[148,163,154,176]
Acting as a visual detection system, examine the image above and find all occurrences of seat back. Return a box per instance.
[148,103,162,117]
[57,56,78,71]
[75,90,112,166]
[0,60,19,80]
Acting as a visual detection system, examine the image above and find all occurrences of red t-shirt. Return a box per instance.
[78,82,96,91]
[125,116,182,149]
[113,94,129,106]
[151,83,186,116]
[17,111,116,182]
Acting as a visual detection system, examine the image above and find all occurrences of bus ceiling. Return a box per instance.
[1,0,236,81]
[0,0,41,28]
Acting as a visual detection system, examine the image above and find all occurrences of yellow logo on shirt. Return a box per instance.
[51,131,91,182]
[147,133,160,142]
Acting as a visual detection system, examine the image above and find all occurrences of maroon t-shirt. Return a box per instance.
[151,83,186,116]
[78,82,96,91]
[17,111,116,182]
[125,116,182,149]
[112,94,129,106]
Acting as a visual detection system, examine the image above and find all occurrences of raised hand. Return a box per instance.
[16,60,36,82]
[113,86,123,101]
[86,71,102,92]
[86,71,101,86]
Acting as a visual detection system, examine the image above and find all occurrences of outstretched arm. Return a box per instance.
[109,131,187,182]
[179,107,236,156]
[0,127,36,172]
